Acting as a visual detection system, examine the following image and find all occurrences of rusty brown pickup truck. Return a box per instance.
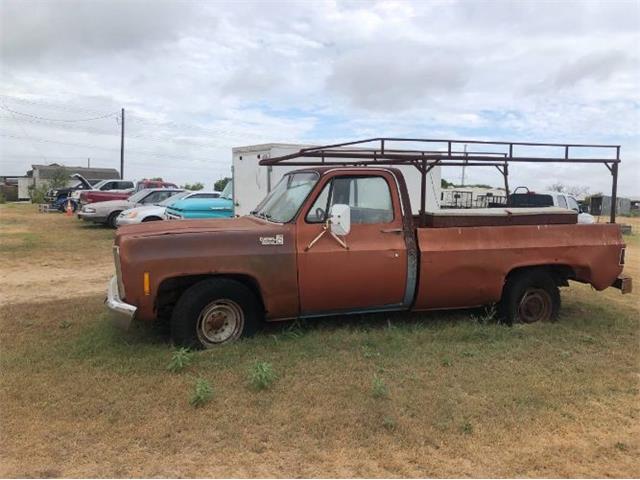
[106,166,631,349]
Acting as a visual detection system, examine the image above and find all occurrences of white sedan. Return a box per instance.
[116,190,220,226]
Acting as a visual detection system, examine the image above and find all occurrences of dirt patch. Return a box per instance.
[0,262,113,305]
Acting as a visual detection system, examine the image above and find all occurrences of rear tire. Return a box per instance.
[499,270,560,325]
[170,278,261,349]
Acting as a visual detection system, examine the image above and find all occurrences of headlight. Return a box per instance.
[126,211,138,218]
[83,207,96,213]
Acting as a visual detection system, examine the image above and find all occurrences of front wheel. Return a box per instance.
[499,270,560,324]
[107,211,122,229]
[170,278,261,349]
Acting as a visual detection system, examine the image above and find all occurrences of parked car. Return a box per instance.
[509,187,595,224]
[165,183,232,220]
[77,179,178,206]
[106,167,630,348]
[116,190,220,226]
[78,188,183,228]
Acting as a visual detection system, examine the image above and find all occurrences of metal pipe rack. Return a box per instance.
[259,137,622,223]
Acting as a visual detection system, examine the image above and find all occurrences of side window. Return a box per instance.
[567,196,580,212]
[557,195,568,209]
[306,176,393,224]
[101,182,115,191]
[156,191,175,202]
[306,181,332,222]
[192,193,219,199]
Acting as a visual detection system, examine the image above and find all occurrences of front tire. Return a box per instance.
[500,270,560,325]
[170,278,261,349]
[107,211,122,229]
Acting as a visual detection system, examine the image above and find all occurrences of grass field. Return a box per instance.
[1,204,638,477]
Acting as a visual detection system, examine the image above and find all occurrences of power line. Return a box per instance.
[0,132,226,163]
[0,104,118,123]
[0,93,120,115]
[1,102,47,162]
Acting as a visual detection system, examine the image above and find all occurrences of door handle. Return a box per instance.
[380,228,403,234]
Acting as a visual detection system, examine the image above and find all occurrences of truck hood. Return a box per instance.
[116,215,269,240]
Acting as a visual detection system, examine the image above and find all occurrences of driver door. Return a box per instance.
[296,171,408,314]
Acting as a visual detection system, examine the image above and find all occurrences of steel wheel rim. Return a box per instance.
[517,288,552,323]
[197,299,244,346]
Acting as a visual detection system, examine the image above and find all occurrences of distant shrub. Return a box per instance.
[190,378,213,407]
[248,361,277,390]
[0,192,6,204]
[29,184,48,204]
[167,348,193,373]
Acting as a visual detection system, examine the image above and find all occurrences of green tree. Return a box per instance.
[49,166,70,189]
[182,182,204,191]
[441,178,454,189]
[214,177,231,192]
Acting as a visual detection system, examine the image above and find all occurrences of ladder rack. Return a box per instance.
[259,137,622,223]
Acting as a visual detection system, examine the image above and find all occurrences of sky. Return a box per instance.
[1,0,639,196]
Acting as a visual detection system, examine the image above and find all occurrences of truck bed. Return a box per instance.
[416,207,577,228]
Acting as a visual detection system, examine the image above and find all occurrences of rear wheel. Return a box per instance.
[170,278,261,349]
[500,270,560,324]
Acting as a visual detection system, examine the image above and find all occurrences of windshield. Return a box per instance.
[220,181,233,200]
[128,189,151,203]
[252,172,318,223]
[92,180,108,190]
[158,191,190,206]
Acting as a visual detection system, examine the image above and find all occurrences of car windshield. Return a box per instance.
[220,182,232,200]
[158,191,190,206]
[252,172,318,223]
[128,189,152,203]
[91,180,109,190]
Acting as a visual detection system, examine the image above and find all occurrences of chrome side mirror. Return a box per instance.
[329,203,351,236]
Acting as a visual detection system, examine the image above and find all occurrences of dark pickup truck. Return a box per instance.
[107,165,630,349]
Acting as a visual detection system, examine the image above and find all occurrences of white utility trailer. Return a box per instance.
[232,143,441,216]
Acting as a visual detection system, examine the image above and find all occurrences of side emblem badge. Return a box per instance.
[259,234,284,246]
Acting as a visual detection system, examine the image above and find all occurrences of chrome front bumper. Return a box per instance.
[105,276,137,330]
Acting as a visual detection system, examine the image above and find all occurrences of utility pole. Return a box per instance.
[120,108,125,179]
[87,157,90,168]
[460,144,467,186]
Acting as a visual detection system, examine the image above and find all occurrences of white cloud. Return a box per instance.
[0,0,638,195]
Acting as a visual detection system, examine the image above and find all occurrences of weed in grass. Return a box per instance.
[167,348,194,373]
[461,421,474,435]
[190,378,213,407]
[362,345,380,359]
[382,415,397,431]
[441,357,453,367]
[248,361,277,390]
[460,350,477,358]
[614,442,628,451]
[372,375,389,399]
[470,304,497,325]
[59,320,72,329]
